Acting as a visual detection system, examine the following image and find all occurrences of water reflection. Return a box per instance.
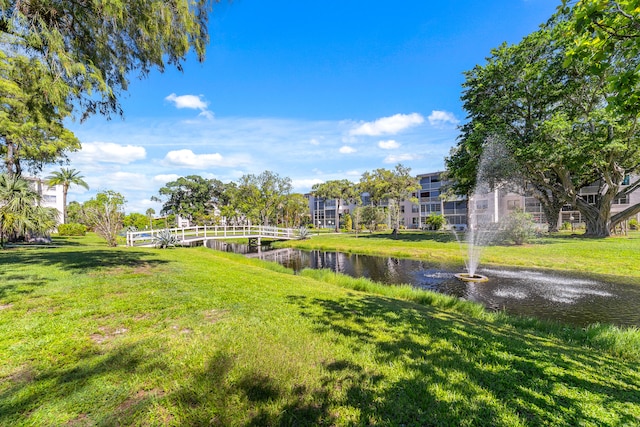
[206,240,640,328]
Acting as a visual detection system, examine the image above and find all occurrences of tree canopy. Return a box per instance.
[154,175,225,222]
[235,171,292,226]
[561,0,640,113]
[0,0,215,118]
[359,165,420,236]
[0,51,80,177]
[312,179,358,232]
[0,0,215,178]
[447,15,640,237]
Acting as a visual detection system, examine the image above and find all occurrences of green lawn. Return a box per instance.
[280,231,640,282]
[0,235,639,426]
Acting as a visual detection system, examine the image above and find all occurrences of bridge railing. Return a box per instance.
[126,225,297,247]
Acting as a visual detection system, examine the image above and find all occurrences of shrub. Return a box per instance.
[561,221,572,230]
[296,227,311,240]
[424,214,447,231]
[57,223,87,236]
[153,229,179,249]
[630,218,639,230]
[499,209,536,245]
[341,213,353,231]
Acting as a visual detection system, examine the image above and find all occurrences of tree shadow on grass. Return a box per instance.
[280,294,640,426]
[0,274,48,300]
[170,352,337,426]
[0,340,170,426]
[106,291,640,426]
[0,248,169,274]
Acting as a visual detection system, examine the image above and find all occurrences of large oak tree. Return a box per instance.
[448,18,640,237]
[155,175,225,223]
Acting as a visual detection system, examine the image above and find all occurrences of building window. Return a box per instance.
[475,200,488,210]
[507,200,520,210]
[43,195,57,203]
[614,195,629,204]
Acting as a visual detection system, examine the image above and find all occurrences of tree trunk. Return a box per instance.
[583,211,611,237]
[575,194,614,237]
[530,183,566,233]
[5,140,17,179]
[538,196,564,233]
[62,184,69,224]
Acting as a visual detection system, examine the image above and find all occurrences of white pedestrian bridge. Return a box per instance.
[126,225,297,247]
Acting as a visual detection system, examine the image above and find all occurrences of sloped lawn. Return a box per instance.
[0,237,638,426]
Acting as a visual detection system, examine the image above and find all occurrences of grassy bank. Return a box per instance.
[279,231,640,281]
[1,236,639,426]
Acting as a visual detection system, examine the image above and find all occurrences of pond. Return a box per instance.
[206,240,640,328]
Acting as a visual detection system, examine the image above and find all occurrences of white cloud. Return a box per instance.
[339,146,357,154]
[309,138,320,145]
[166,93,213,119]
[198,110,215,120]
[71,142,146,164]
[378,140,400,150]
[106,172,150,191]
[153,174,181,184]
[63,114,459,213]
[383,153,422,164]
[428,110,459,127]
[292,178,324,192]
[165,93,209,110]
[350,113,424,136]
[163,149,250,169]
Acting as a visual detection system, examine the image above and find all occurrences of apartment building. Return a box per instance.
[26,176,65,224]
[308,171,640,230]
[306,194,349,229]
[405,172,468,229]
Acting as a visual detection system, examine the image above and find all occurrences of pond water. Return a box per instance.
[206,240,640,328]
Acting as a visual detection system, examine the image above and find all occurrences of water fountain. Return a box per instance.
[454,138,513,283]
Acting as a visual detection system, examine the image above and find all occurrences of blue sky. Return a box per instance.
[56,0,559,213]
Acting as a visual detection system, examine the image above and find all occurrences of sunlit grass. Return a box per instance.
[1,236,639,425]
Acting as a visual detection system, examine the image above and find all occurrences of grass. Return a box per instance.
[0,234,639,425]
[280,230,640,282]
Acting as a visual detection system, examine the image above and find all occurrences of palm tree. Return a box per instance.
[145,208,156,229]
[46,168,89,224]
[0,173,58,246]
